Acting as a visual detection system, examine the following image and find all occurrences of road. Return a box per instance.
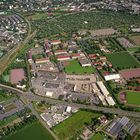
[1,84,140,118]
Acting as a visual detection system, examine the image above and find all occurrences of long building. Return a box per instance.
[97,81,110,97]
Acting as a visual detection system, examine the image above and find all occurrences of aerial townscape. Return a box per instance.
[0,0,140,140]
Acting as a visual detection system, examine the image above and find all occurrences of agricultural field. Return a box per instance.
[106,52,140,69]
[129,36,140,46]
[90,132,106,140]
[52,110,100,140]
[64,60,94,74]
[32,10,140,39]
[126,90,140,106]
[4,122,54,140]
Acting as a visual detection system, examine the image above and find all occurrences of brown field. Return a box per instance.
[130,36,140,46]
[4,103,16,112]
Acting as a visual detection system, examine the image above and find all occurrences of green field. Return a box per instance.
[90,132,105,140]
[126,91,140,106]
[52,110,100,140]
[31,13,48,20]
[4,122,54,140]
[64,60,94,74]
[106,52,140,69]
[136,134,140,140]
[127,47,140,52]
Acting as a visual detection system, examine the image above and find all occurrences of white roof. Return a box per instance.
[97,81,109,97]
[66,106,71,113]
[104,74,120,81]
[46,91,53,97]
[131,28,140,32]
[106,96,115,106]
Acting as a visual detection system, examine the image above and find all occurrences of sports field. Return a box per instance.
[4,122,54,140]
[64,60,94,74]
[90,132,105,140]
[126,91,140,106]
[52,110,100,140]
[106,52,140,69]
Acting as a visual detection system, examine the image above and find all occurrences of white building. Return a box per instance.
[46,91,54,97]
[106,96,116,106]
[66,106,71,113]
[104,74,120,81]
[97,81,109,97]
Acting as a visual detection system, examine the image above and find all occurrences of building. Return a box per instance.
[104,74,120,81]
[54,50,67,55]
[97,81,109,97]
[131,28,140,32]
[10,68,25,84]
[51,40,61,45]
[46,91,54,97]
[107,117,130,138]
[106,96,116,106]
[88,54,97,60]
[79,59,91,67]
[65,106,71,113]
[71,53,81,59]
[57,55,71,61]
[35,57,50,64]
[27,50,32,63]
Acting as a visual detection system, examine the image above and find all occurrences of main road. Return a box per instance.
[0,84,140,118]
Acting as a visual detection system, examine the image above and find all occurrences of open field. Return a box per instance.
[30,13,47,20]
[126,91,140,106]
[52,110,100,140]
[64,60,94,74]
[90,132,105,140]
[4,122,54,140]
[129,36,140,46]
[106,52,140,69]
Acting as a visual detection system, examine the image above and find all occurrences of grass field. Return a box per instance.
[106,52,140,69]
[128,47,140,52]
[31,13,47,20]
[136,134,140,140]
[126,90,140,106]
[52,110,100,140]
[64,60,94,74]
[90,132,105,140]
[4,122,54,140]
